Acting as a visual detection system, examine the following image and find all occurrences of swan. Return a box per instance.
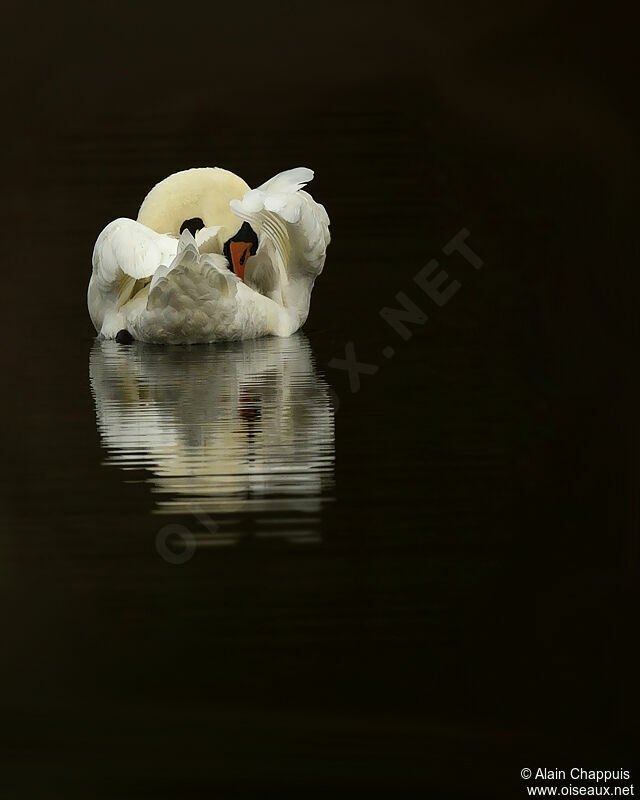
[88,167,330,344]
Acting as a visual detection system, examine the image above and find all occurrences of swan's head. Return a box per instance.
[136,167,257,276]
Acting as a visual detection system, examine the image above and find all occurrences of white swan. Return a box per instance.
[88,167,330,344]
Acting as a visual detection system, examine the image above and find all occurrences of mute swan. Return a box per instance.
[88,167,330,344]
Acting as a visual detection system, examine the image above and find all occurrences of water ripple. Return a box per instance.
[89,334,335,546]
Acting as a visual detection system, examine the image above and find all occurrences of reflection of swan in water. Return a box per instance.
[89,333,335,544]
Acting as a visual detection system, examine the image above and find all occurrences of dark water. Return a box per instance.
[3,3,639,796]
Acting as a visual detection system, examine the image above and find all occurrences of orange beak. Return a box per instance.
[229,240,253,282]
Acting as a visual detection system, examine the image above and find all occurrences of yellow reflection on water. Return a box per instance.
[89,334,335,544]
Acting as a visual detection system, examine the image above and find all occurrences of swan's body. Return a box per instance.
[88,167,330,344]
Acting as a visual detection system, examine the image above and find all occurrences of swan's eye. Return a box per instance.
[180,217,205,236]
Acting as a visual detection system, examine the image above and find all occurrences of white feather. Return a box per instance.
[230,168,331,326]
[92,218,178,284]
[258,167,314,194]
[195,225,223,252]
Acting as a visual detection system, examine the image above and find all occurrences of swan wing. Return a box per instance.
[91,218,178,287]
[230,167,331,287]
[88,218,179,335]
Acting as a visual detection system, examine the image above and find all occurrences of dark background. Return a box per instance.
[1,1,638,796]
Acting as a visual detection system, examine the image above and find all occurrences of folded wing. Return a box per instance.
[88,218,179,335]
[230,168,331,301]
